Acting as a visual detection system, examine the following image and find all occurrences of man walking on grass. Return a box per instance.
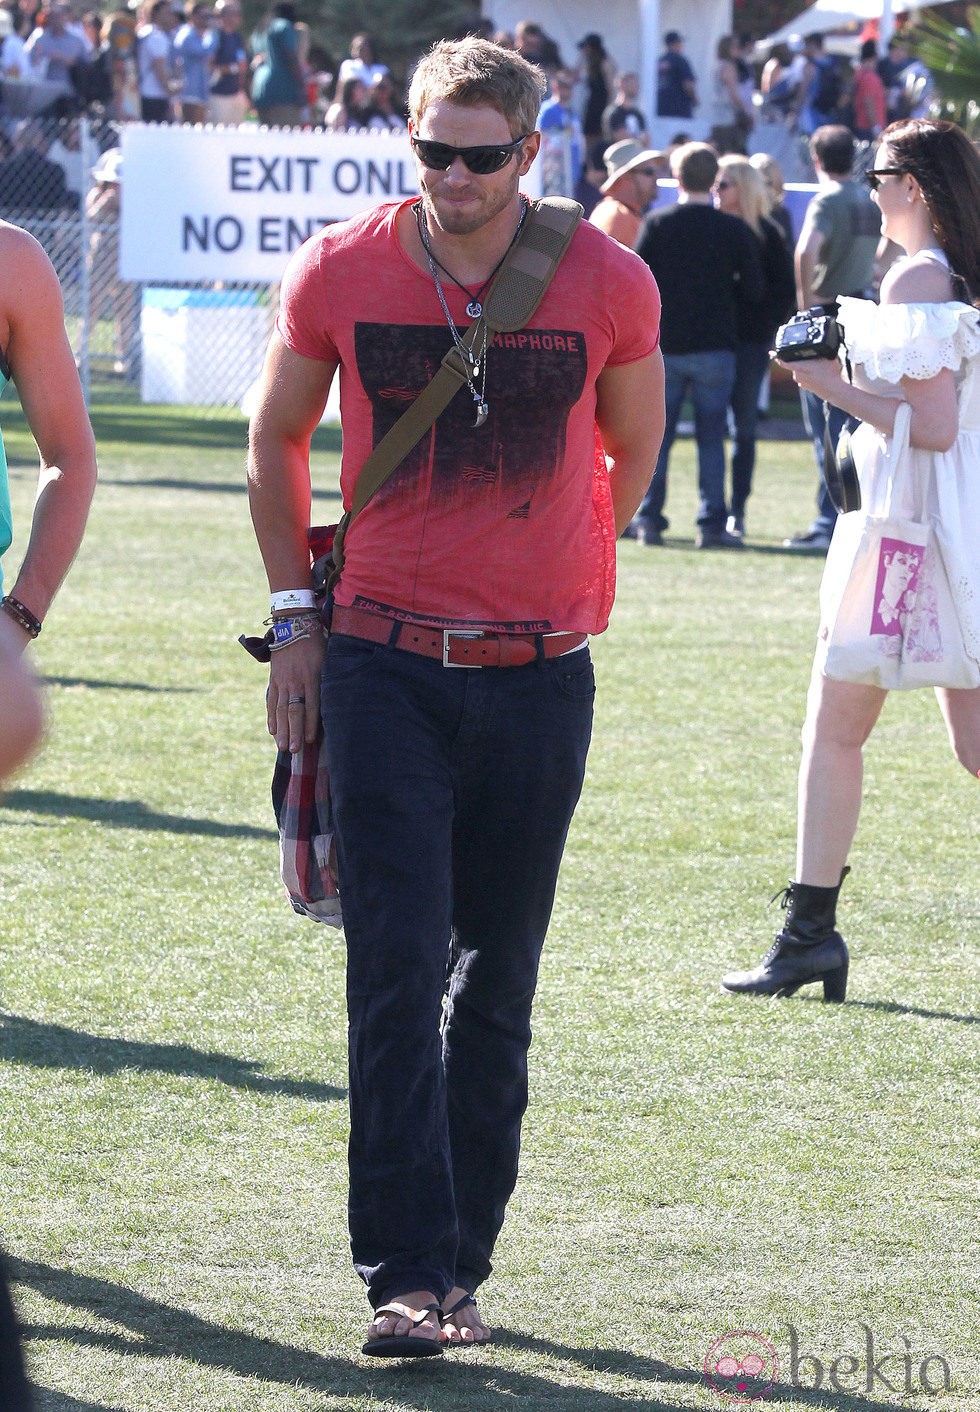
[633,141,763,548]
[246,37,664,1358]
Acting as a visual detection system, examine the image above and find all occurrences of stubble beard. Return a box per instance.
[421,169,521,239]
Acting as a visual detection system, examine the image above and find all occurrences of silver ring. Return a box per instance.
[287,695,305,705]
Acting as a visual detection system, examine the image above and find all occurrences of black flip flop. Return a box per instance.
[440,1291,490,1346]
[362,1301,444,1358]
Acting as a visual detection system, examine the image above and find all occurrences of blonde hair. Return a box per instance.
[408,37,546,139]
[718,154,769,237]
[749,151,785,202]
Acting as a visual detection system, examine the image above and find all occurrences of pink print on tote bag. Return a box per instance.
[819,403,975,689]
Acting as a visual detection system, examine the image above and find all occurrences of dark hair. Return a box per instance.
[339,75,364,109]
[860,39,878,61]
[673,141,718,193]
[811,124,854,176]
[882,118,980,306]
[578,32,607,67]
[272,1,296,20]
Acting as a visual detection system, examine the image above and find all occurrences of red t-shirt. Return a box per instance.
[852,66,886,131]
[277,198,661,634]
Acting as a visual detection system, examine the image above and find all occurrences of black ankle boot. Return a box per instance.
[721,869,850,1002]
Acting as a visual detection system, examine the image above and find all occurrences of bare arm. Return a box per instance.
[246,331,337,751]
[779,258,960,452]
[1,226,97,647]
[794,216,821,309]
[595,349,665,533]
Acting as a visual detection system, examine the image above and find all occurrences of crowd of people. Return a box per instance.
[0,0,404,129]
[0,0,942,145]
[0,2,943,182]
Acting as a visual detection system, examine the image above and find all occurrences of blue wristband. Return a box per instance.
[270,616,320,651]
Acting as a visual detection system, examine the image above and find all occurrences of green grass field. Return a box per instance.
[1,389,977,1412]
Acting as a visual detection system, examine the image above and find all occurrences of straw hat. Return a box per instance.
[600,139,663,193]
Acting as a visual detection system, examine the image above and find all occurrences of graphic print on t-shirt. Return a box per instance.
[353,322,588,518]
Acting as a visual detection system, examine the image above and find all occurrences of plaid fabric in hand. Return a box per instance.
[271,725,342,927]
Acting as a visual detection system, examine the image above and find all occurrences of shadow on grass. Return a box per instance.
[10,1260,925,1412]
[790,992,979,1024]
[2,396,343,457]
[499,1332,931,1411]
[844,998,979,1025]
[0,1012,344,1101]
[93,476,344,506]
[31,1392,127,1412]
[41,676,201,694]
[625,539,830,558]
[0,790,276,841]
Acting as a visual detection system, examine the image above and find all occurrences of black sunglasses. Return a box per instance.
[411,134,530,175]
[864,167,906,191]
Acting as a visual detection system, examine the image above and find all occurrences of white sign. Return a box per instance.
[120,123,543,284]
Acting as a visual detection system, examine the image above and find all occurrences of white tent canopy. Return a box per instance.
[758,0,959,50]
[481,0,733,147]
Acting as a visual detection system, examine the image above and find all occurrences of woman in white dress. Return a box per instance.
[723,119,980,1001]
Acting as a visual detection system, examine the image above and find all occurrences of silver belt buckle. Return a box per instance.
[443,629,485,667]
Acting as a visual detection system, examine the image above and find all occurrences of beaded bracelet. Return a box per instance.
[1,594,42,638]
[263,609,321,628]
[268,616,323,652]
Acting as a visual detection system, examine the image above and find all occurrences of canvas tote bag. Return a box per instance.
[819,401,978,690]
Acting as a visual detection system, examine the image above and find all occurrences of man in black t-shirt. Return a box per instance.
[634,142,764,548]
[602,71,649,146]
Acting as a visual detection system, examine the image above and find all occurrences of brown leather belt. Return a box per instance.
[330,605,587,668]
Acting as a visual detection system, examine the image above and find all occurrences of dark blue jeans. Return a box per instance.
[638,349,736,534]
[729,340,770,520]
[321,633,594,1308]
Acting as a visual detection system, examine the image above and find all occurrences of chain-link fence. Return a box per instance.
[2,113,275,416]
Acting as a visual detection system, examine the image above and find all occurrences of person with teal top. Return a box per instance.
[250,0,305,126]
[0,219,97,656]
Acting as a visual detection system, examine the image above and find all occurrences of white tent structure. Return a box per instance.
[758,0,960,50]
[482,0,734,146]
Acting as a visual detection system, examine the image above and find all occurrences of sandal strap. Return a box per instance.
[441,1292,477,1321]
[373,1301,440,1329]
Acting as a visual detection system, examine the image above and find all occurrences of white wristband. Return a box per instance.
[271,588,315,613]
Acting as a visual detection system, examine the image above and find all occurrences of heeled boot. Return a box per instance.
[721,868,850,1002]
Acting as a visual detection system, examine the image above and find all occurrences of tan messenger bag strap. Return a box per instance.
[327,196,582,587]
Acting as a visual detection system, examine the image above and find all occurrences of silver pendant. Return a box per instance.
[473,398,488,428]
[466,300,483,318]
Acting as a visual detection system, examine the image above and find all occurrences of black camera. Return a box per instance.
[772,307,843,362]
